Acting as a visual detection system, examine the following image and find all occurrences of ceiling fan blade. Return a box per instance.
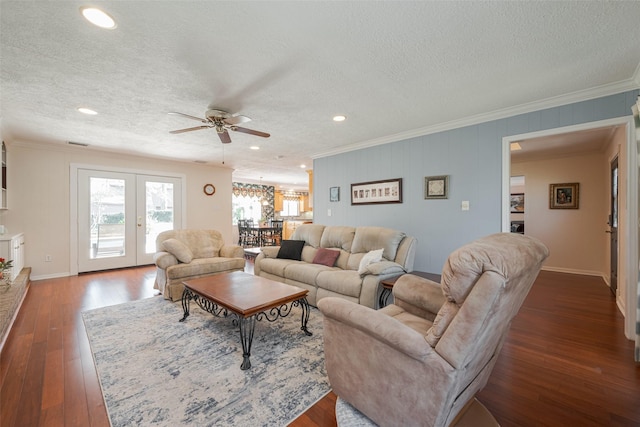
[169,125,211,134]
[218,130,232,144]
[231,126,271,138]
[223,114,252,125]
[168,112,208,123]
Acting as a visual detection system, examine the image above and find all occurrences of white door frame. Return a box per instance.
[501,116,637,341]
[70,163,187,275]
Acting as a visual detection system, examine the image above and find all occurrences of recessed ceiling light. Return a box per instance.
[80,7,117,29]
[300,164,306,168]
[510,142,522,151]
[333,115,346,122]
[250,146,260,150]
[77,107,98,115]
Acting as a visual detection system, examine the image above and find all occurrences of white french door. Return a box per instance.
[77,169,182,273]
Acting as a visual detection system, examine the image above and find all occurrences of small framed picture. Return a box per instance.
[424,175,449,199]
[549,183,579,209]
[329,186,340,202]
[510,193,525,213]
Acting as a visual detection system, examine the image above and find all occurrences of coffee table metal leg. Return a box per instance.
[179,288,192,322]
[239,315,257,370]
[299,298,313,336]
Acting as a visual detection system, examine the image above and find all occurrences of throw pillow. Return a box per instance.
[357,248,384,275]
[162,238,194,263]
[312,248,340,267]
[276,240,305,261]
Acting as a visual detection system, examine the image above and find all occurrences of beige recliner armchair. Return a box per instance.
[318,232,549,426]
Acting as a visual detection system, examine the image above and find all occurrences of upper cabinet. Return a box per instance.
[274,191,284,212]
[1,142,6,209]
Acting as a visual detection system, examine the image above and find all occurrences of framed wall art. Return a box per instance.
[549,182,579,209]
[424,175,449,199]
[329,186,340,202]
[351,178,402,205]
[510,193,525,213]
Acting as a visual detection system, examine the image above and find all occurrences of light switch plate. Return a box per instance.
[461,201,470,211]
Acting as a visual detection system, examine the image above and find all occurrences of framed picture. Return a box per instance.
[424,175,449,199]
[549,183,579,209]
[329,186,340,202]
[510,193,525,213]
[351,178,402,205]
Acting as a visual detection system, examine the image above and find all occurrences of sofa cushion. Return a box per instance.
[277,240,305,260]
[351,226,406,261]
[320,226,356,251]
[291,224,325,247]
[358,248,383,274]
[313,248,340,267]
[166,257,245,279]
[284,262,332,284]
[316,270,364,298]
[162,238,194,263]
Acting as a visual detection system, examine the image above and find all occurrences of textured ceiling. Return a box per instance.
[2,1,640,190]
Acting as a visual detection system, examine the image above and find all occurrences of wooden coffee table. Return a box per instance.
[180,271,311,370]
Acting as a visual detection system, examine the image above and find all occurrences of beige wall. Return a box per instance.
[512,151,610,277]
[0,141,233,279]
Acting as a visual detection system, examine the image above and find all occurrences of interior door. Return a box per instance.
[77,169,182,272]
[609,157,618,297]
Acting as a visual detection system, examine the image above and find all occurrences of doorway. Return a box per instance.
[502,116,637,340]
[74,167,183,273]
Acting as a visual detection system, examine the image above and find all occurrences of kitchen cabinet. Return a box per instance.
[0,233,24,280]
[274,191,284,212]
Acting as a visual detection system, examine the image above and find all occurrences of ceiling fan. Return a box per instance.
[168,108,270,144]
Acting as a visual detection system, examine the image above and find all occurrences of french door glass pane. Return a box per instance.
[145,181,174,254]
[90,177,126,259]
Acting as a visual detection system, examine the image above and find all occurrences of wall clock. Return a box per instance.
[203,183,216,196]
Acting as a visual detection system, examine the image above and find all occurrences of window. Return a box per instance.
[232,195,262,224]
[281,199,299,217]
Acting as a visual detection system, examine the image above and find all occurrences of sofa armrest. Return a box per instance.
[318,297,432,361]
[154,251,178,269]
[393,274,446,318]
[360,260,405,276]
[260,246,280,258]
[220,244,244,258]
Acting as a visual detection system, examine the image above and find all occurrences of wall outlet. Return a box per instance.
[461,201,470,211]
[45,255,52,262]
[327,208,332,217]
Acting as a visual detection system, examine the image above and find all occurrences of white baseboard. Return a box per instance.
[541,266,608,283]
[30,272,72,281]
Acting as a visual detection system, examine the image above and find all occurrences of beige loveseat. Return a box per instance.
[153,229,245,301]
[254,224,416,308]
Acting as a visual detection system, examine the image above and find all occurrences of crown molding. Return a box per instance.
[311,78,640,160]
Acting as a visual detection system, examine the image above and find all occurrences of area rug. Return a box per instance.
[82,296,330,426]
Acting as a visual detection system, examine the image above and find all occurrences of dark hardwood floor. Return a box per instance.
[1,265,638,426]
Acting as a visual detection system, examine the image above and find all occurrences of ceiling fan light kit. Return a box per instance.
[168,108,270,144]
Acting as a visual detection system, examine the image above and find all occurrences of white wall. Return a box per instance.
[0,141,233,279]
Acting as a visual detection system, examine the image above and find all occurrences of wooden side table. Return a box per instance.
[379,271,441,308]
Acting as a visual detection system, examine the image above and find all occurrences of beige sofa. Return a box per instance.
[254,224,416,308]
[153,229,245,301]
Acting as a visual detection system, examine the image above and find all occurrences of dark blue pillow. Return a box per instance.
[276,240,305,261]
